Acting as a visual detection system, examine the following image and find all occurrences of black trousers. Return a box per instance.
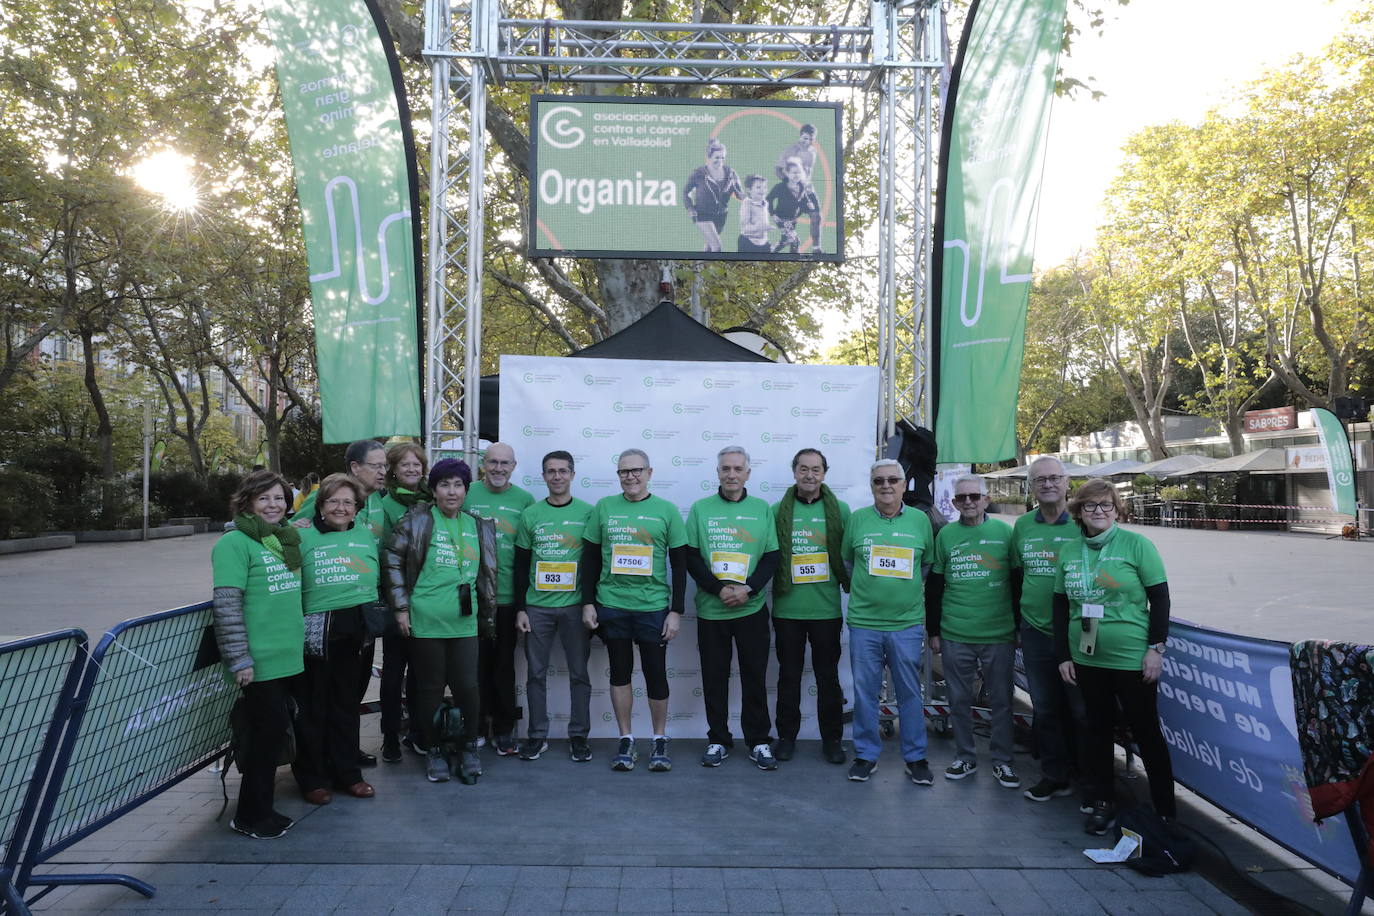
[773,616,843,743]
[380,632,420,739]
[697,607,773,748]
[412,636,481,750]
[236,676,295,827]
[291,633,364,793]
[1077,663,1177,817]
[478,603,519,737]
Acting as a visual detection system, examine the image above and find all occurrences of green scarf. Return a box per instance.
[388,481,432,508]
[1082,523,1118,550]
[773,483,849,596]
[233,512,303,571]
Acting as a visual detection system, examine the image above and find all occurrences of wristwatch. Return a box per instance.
[1149,642,1167,655]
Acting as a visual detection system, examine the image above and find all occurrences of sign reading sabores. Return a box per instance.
[1244,406,1297,433]
[529,96,843,262]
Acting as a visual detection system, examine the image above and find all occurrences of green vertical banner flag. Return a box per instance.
[932,0,1068,462]
[263,0,423,442]
[1312,408,1357,516]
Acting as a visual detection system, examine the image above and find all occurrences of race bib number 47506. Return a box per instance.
[868,545,914,579]
[610,543,654,576]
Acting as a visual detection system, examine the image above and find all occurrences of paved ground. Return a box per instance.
[3,524,1372,914]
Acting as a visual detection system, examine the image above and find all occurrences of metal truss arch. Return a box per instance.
[423,0,942,457]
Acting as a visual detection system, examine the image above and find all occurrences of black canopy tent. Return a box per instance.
[476,301,770,441]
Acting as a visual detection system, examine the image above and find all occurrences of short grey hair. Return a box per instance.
[717,445,750,467]
[953,475,987,495]
[869,459,903,477]
[618,448,650,468]
[1028,455,1065,476]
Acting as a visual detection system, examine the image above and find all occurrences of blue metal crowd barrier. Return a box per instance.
[0,603,233,914]
[0,630,88,916]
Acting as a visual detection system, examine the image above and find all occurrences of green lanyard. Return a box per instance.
[1078,542,1108,602]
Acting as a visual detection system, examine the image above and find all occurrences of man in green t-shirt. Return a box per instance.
[840,459,935,785]
[770,447,850,765]
[1012,456,1088,804]
[927,475,1021,789]
[581,449,688,773]
[463,441,535,756]
[512,450,594,762]
[686,446,781,771]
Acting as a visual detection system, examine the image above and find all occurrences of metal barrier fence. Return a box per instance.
[0,631,88,915]
[0,603,233,914]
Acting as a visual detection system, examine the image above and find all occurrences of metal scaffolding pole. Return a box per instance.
[423,0,942,453]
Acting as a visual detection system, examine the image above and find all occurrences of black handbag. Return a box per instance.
[362,600,393,638]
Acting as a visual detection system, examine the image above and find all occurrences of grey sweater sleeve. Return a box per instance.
[212,586,253,672]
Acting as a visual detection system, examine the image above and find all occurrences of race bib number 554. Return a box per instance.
[868,545,914,579]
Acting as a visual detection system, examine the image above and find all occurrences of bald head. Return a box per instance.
[482,442,516,491]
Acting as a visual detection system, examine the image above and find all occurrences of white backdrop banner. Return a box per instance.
[500,355,880,741]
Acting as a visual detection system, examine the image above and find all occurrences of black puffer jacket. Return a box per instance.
[382,503,498,639]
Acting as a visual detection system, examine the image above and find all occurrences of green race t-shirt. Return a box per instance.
[298,524,380,615]
[932,517,1016,644]
[463,480,535,604]
[516,497,593,608]
[380,488,429,544]
[686,491,780,621]
[409,507,480,638]
[1012,510,1078,634]
[841,506,934,631]
[292,488,386,544]
[1054,526,1168,670]
[771,497,851,620]
[211,530,304,682]
[585,492,687,611]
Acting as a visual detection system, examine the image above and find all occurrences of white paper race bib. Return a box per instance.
[610,543,653,576]
[710,550,750,583]
[534,560,576,591]
[791,552,830,584]
[1082,603,1105,619]
[868,545,914,579]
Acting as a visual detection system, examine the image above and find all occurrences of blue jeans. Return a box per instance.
[1020,622,1087,782]
[849,624,927,763]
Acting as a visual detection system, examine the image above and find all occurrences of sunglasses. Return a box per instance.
[871,476,903,486]
[952,493,984,504]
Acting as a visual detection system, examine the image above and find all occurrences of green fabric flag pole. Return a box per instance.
[1312,407,1357,516]
[263,0,423,443]
[932,0,1068,463]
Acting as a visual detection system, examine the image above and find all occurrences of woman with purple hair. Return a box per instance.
[382,458,496,784]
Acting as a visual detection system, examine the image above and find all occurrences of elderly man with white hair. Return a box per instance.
[926,474,1021,788]
[840,458,936,784]
[686,446,781,770]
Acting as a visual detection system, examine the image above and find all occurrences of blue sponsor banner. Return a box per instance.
[1159,620,1362,883]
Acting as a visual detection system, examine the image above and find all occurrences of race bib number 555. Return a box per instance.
[868,545,914,579]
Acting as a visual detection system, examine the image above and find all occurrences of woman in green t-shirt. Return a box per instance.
[211,470,304,840]
[378,442,430,762]
[293,473,380,806]
[383,458,494,785]
[1053,478,1175,835]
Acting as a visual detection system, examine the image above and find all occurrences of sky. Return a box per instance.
[1035,0,1363,266]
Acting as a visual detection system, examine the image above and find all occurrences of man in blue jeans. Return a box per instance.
[1012,456,1088,803]
[839,459,935,784]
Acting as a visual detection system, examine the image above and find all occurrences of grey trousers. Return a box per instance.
[524,603,592,740]
[941,639,1015,766]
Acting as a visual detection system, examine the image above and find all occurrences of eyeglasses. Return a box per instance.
[323,498,357,509]
[871,476,902,486]
[544,468,571,477]
[1081,501,1116,513]
[952,493,984,503]
[362,462,387,472]
[617,467,647,478]
[1030,475,1066,486]
[485,459,514,469]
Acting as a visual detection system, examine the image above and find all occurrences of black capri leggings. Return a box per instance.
[606,638,669,701]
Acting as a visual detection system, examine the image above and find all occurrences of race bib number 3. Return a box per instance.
[710,550,750,583]
[868,545,914,579]
[610,543,654,576]
[791,552,830,584]
[534,560,577,591]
